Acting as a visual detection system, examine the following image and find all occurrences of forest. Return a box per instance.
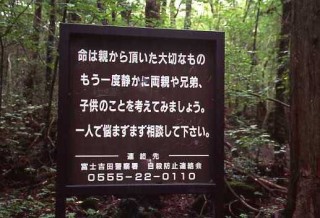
[0,0,319,217]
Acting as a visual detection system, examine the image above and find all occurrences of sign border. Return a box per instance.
[56,23,224,216]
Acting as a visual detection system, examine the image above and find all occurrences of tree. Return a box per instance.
[24,0,42,104]
[119,0,132,26]
[184,0,192,29]
[45,0,56,94]
[169,0,176,28]
[273,0,291,145]
[97,0,108,25]
[160,0,167,25]
[45,0,58,136]
[286,0,320,217]
[145,0,160,27]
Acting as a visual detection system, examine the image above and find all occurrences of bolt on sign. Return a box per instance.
[56,24,224,217]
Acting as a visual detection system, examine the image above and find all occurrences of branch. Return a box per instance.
[174,0,183,18]
[228,199,239,218]
[200,194,208,216]
[232,89,290,108]
[1,1,33,38]
[225,177,261,213]
[243,0,253,22]
[225,160,288,194]
[247,91,290,108]
[256,177,287,192]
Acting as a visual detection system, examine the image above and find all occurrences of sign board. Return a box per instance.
[57,24,224,216]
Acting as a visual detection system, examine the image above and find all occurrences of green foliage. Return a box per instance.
[0,95,49,188]
[85,209,103,218]
[225,115,281,178]
[239,213,249,218]
[0,95,45,145]
[227,124,274,149]
[0,191,54,217]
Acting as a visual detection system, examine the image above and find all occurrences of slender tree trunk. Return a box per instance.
[145,0,160,28]
[68,0,81,23]
[24,0,42,104]
[169,0,176,28]
[243,0,253,22]
[44,0,56,136]
[0,38,4,114]
[46,0,68,138]
[208,0,214,16]
[273,0,291,144]
[160,0,167,25]
[119,1,132,26]
[250,0,260,69]
[97,0,108,25]
[45,0,56,94]
[245,0,261,118]
[184,0,192,29]
[286,0,320,217]
[215,0,222,30]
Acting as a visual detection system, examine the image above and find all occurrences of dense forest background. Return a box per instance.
[0,0,319,217]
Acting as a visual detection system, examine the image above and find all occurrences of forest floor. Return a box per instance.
[0,114,289,217]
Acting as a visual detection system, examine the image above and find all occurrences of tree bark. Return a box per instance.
[119,1,132,26]
[0,38,4,115]
[44,0,56,133]
[46,0,68,130]
[273,0,291,145]
[45,0,56,94]
[250,0,260,69]
[145,0,160,28]
[68,0,81,23]
[97,0,108,25]
[286,0,320,217]
[243,0,253,22]
[184,0,192,29]
[169,0,176,28]
[24,0,42,103]
[160,0,167,25]
[208,0,214,16]
[245,0,261,119]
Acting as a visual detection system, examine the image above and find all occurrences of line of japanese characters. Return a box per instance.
[80,161,203,171]
[75,124,210,138]
[80,73,202,88]
[78,49,206,65]
[80,99,205,114]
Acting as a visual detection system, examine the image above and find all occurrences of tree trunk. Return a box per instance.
[250,0,260,70]
[68,0,81,23]
[246,0,261,120]
[24,0,42,103]
[45,0,68,140]
[169,0,176,28]
[45,0,56,94]
[97,0,108,25]
[145,0,160,28]
[119,1,132,26]
[243,0,253,22]
[44,0,56,133]
[0,38,4,114]
[160,0,167,25]
[273,0,291,145]
[286,0,320,217]
[208,0,214,16]
[184,0,192,29]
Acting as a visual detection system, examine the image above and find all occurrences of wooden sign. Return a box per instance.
[56,24,224,217]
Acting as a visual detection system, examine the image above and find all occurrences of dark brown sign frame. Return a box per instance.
[56,24,224,217]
